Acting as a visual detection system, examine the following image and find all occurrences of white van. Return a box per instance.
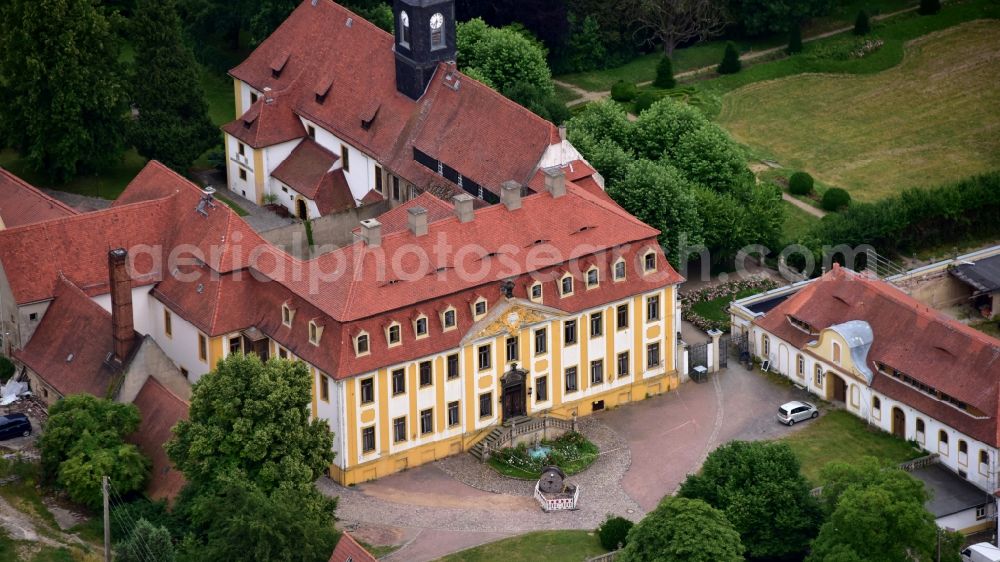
[962,543,1000,562]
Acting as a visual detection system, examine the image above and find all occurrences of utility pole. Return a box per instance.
[103,475,111,562]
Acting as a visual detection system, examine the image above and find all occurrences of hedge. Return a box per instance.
[610,80,638,102]
[821,187,851,211]
[788,172,814,195]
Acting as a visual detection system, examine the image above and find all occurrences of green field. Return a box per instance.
[781,200,820,243]
[437,530,608,562]
[718,20,1000,202]
[780,410,922,484]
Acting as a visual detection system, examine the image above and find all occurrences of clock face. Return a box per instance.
[430,13,444,30]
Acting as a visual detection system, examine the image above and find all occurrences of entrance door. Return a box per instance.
[296,199,308,219]
[832,376,847,402]
[501,365,528,422]
[892,407,906,439]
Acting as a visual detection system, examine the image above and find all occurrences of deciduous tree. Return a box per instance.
[457,18,554,99]
[678,441,821,560]
[618,497,744,562]
[129,0,218,173]
[0,0,127,182]
[117,518,175,562]
[624,0,730,57]
[726,0,833,37]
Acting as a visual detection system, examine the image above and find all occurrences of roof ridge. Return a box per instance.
[0,167,78,216]
[54,274,111,318]
[446,64,559,141]
[0,192,176,236]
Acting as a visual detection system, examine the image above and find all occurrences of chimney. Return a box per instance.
[407,206,428,236]
[108,248,134,366]
[558,125,567,141]
[542,167,566,198]
[360,219,382,247]
[453,193,474,223]
[500,181,522,211]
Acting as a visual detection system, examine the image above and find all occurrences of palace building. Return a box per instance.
[221,0,588,219]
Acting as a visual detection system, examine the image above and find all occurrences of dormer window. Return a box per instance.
[644,251,657,273]
[415,315,429,338]
[586,267,599,288]
[560,274,574,297]
[430,12,445,50]
[282,303,295,327]
[387,322,401,346]
[788,316,813,334]
[530,282,542,302]
[473,298,488,319]
[355,332,370,355]
[308,321,323,345]
[442,308,457,330]
[400,11,410,47]
[614,259,626,281]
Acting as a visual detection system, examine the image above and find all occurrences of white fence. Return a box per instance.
[534,481,580,512]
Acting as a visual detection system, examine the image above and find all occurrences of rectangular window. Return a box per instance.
[198,334,207,362]
[616,304,629,329]
[250,93,258,105]
[375,165,383,193]
[590,312,603,338]
[478,344,491,371]
[534,328,547,355]
[420,408,433,435]
[393,416,406,442]
[415,317,428,336]
[164,310,172,337]
[419,361,432,387]
[360,377,374,404]
[238,142,245,156]
[229,336,241,356]
[392,176,401,200]
[644,252,656,272]
[448,401,460,426]
[239,168,247,181]
[564,320,577,345]
[647,342,662,368]
[614,260,626,280]
[443,309,456,329]
[565,367,578,393]
[447,354,460,379]
[320,374,330,402]
[388,324,401,345]
[536,376,548,402]
[362,426,376,453]
[307,125,316,139]
[506,336,519,362]
[340,144,350,172]
[278,347,288,359]
[617,351,630,377]
[392,368,405,395]
[590,359,604,385]
[647,295,660,321]
[356,334,369,355]
[479,392,493,418]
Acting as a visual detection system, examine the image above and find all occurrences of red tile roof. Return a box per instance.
[227,0,560,197]
[271,139,339,200]
[221,95,306,149]
[351,192,454,237]
[13,276,133,397]
[328,533,376,562]
[128,376,188,503]
[313,169,356,216]
[755,265,1000,446]
[0,168,76,228]
[360,189,384,205]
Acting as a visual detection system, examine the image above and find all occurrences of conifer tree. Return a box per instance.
[787,23,803,54]
[919,0,942,15]
[0,0,127,182]
[654,56,677,89]
[717,42,742,75]
[853,10,871,36]
[129,0,218,172]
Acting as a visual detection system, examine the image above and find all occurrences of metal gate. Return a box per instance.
[689,342,708,372]
[719,334,730,369]
[731,333,750,366]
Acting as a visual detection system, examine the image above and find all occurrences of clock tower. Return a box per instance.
[393,0,456,100]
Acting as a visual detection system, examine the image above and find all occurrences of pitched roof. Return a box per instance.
[228,0,561,197]
[0,167,76,228]
[128,376,188,502]
[328,533,376,562]
[313,169,356,216]
[351,192,454,237]
[222,95,306,149]
[755,265,1000,445]
[271,139,339,200]
[12,276,132,397]
[951,253,1000,294]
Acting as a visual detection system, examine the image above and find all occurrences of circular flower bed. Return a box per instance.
[680,276,778,332]
[487,431,598,480]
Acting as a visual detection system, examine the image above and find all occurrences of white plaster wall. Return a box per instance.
[537,139,584,170]
[263,140,300,176]
[300,118,373,201]
[16,301,50,349]
[226,134,257,202]
[938,507,990,532]
[89,285,154,336]
[148,298,210,383]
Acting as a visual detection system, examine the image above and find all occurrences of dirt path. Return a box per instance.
[554,5,920,106]
[782,192,827,218]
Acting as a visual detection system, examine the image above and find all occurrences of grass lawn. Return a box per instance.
[970,319,1000,340]
[438,530,608,562]
[717,18,1000,202]
[781,200,820,244]
[690,287,762,326]
[780,410,922,484]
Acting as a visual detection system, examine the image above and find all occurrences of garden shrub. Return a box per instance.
[787,24,803,55]
[788,172,814,195]
[854,10,871,36]
[610,80,638,103]
[821,188,852,211]
[488,431,598,478]
[0,356,14,383]
[653,56,676,89]
[919,0,941,15]
[634,91,663,114]
[717,42,741,75]
[598,515,634,550]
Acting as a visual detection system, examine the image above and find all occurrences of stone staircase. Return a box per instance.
[468,415,575,461]
[469,425,510,461]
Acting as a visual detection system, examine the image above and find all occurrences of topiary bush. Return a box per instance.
[634,91,663,114]
[597,515,634,551]
[610,80,638,103]
[853,10,871,35]
[717,42,741,75]
[788,172,814,195]
[654,56,676,89]
[821,187,852,211]
[919,0,941,15]
[786,24,802,55]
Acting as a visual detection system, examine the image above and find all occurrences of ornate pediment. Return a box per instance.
[461,298,565,345]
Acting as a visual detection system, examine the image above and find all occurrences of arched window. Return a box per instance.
[980,450,990,475]
[832,341,842,364]
[400,11,411,46]
[430,12,445,49]
[872,396,881,411]
[959,440,969,465]
[761,335,770,357]
[915,418,926,444]
[938,430,949,456]
[796,355,805,378]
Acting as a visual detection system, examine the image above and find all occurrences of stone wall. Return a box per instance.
[261,200,391,257]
